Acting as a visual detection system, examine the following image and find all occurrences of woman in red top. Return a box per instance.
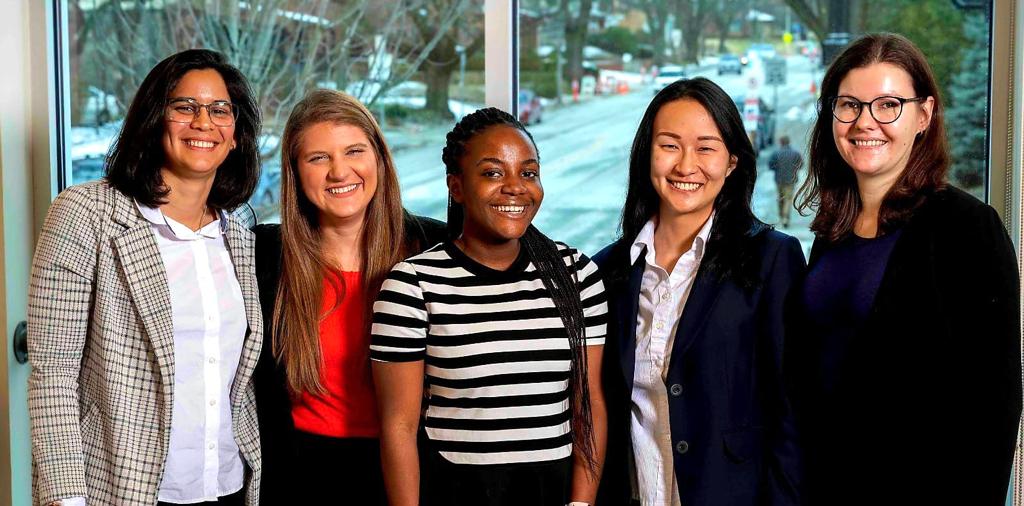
[253,89,444,504]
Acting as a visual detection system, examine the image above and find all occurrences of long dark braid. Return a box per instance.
[441,107,598,474]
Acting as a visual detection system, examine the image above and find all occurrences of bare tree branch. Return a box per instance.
[76,0,481,136]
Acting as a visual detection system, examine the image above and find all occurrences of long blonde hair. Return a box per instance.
[273,89,406,396]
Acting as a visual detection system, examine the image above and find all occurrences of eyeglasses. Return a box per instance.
[166,97,237,127]
[831,95,925,124]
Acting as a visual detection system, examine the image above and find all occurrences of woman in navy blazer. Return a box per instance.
[594,77,803,506]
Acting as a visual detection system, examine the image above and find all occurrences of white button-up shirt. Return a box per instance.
[629,213,714,506]
[137,203,248,504]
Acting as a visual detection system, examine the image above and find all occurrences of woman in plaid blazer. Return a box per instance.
[28,50,263,506]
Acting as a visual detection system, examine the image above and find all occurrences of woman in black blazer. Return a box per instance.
[594,77,803,506]
[789,33,1021,506]
[251,90,444,504]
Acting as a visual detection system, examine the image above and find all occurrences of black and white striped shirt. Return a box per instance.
[370,241,608,465]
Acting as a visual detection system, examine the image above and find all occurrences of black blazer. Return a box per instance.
[594,228,805,506]
[252,213,446,505]
[788,186,1021,506]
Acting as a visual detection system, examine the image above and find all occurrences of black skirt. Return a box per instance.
[420,448,572,506]
[284,430,387,505]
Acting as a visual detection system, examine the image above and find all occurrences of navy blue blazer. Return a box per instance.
[594,228,804,506]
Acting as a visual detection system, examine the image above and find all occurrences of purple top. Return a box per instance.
[801,230,902,392]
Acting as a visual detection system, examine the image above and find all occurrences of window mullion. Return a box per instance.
[484,0,518,114]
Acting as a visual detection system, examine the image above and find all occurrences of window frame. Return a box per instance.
[485,0,519,113]
[991,0,1020,245]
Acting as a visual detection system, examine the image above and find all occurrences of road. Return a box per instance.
[395,54,822,256]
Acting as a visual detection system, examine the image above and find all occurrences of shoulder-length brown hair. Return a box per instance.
[273,89,406,396]
[105,49,261,210]
[797,33,949,242]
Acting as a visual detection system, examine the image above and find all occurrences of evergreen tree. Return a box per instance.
[946,12,989,192]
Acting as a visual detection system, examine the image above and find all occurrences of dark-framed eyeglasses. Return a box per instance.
[831,95,926,124]
[166,97,237,127]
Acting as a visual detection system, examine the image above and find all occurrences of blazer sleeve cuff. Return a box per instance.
[34,455,88,506]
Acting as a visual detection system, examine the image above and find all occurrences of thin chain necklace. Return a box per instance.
[193,206,208,232]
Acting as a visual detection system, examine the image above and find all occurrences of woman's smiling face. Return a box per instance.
[161,68,236,180]
[448,125,543,245]
[649,98,736,222]
[296,121,379,230]
[832,62,934,184]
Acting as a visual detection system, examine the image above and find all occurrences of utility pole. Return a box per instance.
[821,0,851,66]
[556,44,564,104]
[456,45,466,117]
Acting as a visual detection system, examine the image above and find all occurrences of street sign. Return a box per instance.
[743,96,760,132]
[765,57,787,86]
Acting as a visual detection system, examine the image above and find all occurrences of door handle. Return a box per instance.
[13,320,27,364]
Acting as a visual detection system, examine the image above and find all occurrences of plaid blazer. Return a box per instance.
[27,181,263,505]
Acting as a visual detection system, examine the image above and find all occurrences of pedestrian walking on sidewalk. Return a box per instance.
[768,135,802,227]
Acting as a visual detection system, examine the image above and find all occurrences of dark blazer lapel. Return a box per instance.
[867,209,933,325]
[669,264,725,371]
[224,216,262,405]
[110,194,176,393]
[619,254,646,389]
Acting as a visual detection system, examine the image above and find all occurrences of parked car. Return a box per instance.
[733,95,776,154]
[717,54,743,75]
[518,89,543,125]
[651,65,686,94]
[746,43,778,66]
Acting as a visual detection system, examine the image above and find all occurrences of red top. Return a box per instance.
[291,271,380,438]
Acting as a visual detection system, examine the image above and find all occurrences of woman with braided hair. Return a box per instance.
[371,107,608,506]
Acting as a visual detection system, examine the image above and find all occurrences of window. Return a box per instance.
[65,0,484,223]
[59,1,996,247]
[518,0,992,254]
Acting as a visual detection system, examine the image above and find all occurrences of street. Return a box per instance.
[394,54,822,256]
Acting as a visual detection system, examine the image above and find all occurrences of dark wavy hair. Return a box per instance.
[104,48,261,210]
[620,77,767,288]
[441,107,598,475]
[796,33,948,242]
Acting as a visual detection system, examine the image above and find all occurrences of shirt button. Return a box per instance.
[209,399,216,406]
[670,383,683,396]
[208,443,215,450]
[655,321,664,330]
[661,292,671,302]
[208,357,216,364]
[676,440,690,454]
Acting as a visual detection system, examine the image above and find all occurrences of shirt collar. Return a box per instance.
[629,211,715,266]
[135,200,226,240]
